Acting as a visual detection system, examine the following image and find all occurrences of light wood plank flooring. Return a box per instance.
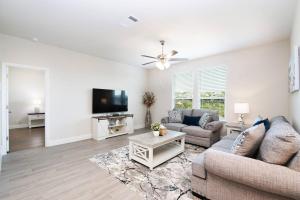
[0,129,149,200]
[9,127,45,152]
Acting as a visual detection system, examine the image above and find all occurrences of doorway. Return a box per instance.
[1,63,49,154]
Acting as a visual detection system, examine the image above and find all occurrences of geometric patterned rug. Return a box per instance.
[90,144,205,200]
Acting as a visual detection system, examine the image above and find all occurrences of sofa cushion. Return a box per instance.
[192,153,206,179]
[182,116,201,126]
[212,139,234,150]
[199,113,213,128]
[210,145,232,153]
[164,123,188,132]
[258,121,300,165]
[231,124,265,157]
[192,109,219,121]
[270,115,288,124]
[222,132,240,141]
[180,109,192,120]
[168,110,182,123]
[182,126,212,138]
[288,151,300,172]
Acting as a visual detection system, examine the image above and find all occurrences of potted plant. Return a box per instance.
[143,91,155,128]
[151,122,160,137]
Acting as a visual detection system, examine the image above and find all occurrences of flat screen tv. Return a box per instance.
[92,88,128,114]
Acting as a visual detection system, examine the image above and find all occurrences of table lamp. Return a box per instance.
[33,99,42,113]
[234,103,249,124]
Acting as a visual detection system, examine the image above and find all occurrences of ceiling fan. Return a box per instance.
[141,40,188,70]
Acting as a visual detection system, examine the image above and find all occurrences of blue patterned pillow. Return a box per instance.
[168,110,182,123]
[199,113,213,128]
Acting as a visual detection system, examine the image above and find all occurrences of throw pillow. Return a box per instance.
[258,121,300,165]
[288,151,300,172]
[231,123,266,156]
[182,115,201,126]
[253,118,271,131]
[168,110,182,123]
[199,113,213,128]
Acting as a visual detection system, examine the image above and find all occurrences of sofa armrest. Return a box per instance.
[204,149,300,199]
[204,121,223,132]
[161,117,169,124]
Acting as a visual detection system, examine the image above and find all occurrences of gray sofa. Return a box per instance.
[191,116,300,200]
[161,109,224,147]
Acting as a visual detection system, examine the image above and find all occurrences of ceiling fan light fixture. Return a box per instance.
[156,61,170,70]
[156,61,164,70]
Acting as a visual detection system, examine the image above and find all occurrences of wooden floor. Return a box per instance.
[0,129,150,200]
[9,127,45,152]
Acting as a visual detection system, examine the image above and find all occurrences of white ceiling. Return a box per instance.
[0,0,297,68]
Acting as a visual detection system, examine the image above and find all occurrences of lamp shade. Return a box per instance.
[234,103,249,114]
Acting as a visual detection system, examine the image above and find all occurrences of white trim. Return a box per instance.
[9,124,28,129]
[1,62,50,154]
[47,134,92,147]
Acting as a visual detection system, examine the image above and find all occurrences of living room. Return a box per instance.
[0,0,299,200]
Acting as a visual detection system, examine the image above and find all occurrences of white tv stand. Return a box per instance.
[92,114,134,140]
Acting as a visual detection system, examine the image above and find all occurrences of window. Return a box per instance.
[198,66,226,118]
[173,72,193,109]
[172,66,227,118]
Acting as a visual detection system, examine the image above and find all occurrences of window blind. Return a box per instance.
[198,66,227,92]
[173,72,193,99]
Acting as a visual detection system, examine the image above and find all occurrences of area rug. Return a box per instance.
[89,143,205,200]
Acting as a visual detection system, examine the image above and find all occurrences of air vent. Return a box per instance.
[128,16,138,22]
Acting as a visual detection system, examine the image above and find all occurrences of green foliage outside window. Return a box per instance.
[174,91,225,118]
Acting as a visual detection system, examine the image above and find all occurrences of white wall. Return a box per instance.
[9,67,45,129]
[0,33,147,147]
[148,40,290,124]
[290,1,300,132]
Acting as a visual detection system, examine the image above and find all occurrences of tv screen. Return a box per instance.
[92,89,128,114]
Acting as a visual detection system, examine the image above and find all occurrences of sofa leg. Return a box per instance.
[192,191,209,200]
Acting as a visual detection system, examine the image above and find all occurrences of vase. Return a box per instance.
[152,131,159,137]
[145,107,152,128]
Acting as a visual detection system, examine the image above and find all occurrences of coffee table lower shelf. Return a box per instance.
[129,140,185,170]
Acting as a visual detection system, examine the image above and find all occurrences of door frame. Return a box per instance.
[1,62,50,155]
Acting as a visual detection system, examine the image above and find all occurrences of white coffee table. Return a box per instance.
[128,130,186,170]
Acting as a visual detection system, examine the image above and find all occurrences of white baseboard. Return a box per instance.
[134,124,145,130]
[9,124,28,129]
[46,134,92,147]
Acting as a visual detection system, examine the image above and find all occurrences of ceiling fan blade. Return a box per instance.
[169,58,188,61]
[142,61,157,65]
[170,50,178,56]
[141,55,157,59]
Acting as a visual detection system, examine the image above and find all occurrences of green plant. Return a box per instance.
[151,122,160,131]
[143,92,156,108]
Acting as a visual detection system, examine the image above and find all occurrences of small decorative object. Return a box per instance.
[234,103,249,125]
[159,125,167,136]
[143,91,156,128]
[289,46,300,93]
[151,122,160,137]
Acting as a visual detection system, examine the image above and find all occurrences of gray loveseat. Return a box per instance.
[161,109,224,147]
[191,116,300,200]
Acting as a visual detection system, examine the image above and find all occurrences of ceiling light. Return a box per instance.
[156,60,170,70]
